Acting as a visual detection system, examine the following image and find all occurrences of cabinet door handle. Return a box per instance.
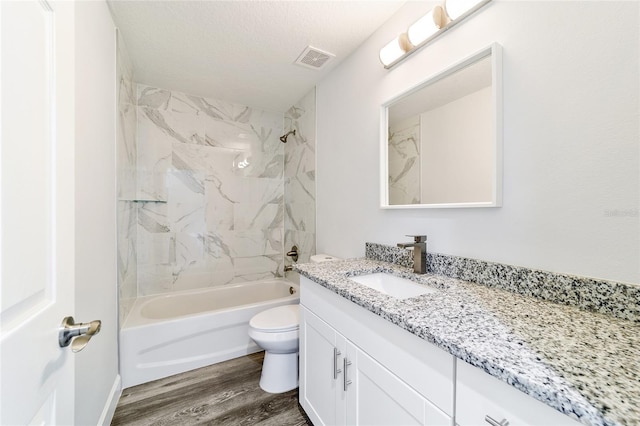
[343,358,352,391]
[485,415,509,426]
[333,348,342,379]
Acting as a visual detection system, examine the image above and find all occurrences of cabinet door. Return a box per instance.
[345,342,452,426]
[300,306,347,426]
[456,360,581,426]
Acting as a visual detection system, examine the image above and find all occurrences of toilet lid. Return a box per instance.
[250,304,299,332]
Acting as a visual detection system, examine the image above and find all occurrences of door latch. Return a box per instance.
[58,316,101,353]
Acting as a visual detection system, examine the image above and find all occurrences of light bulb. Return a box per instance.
[379,33,413,67]
[407,7,447,46]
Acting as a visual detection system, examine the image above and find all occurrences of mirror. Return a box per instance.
[381,43,502,208]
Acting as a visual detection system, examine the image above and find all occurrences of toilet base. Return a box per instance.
[259,351,298,393]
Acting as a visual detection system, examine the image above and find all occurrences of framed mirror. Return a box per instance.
[380,43,502,209]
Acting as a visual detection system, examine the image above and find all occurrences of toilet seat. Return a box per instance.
[249,304,299,333]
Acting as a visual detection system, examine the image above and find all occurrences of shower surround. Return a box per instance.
[116,34,138,325]
[284,89,316,269]
[388,116,420,205]
[134,84,285,296]
[116,56,317,325]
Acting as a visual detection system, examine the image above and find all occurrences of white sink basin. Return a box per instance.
[349,273,437,299]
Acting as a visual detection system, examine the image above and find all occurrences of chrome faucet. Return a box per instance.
[397,235,427,274]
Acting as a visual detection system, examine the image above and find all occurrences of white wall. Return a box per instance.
[317,1,639,284]
[74,1,120,424]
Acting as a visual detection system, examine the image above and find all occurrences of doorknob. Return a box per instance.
[58,316,101,353]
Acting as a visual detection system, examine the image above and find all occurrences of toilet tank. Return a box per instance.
[286,253,340,285]
[310,254,340,264]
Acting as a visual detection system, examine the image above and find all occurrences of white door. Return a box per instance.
[1,1,76,424]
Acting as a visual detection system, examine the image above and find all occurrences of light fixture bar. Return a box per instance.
[407,6,446,47]
[445,0,487,21]
[380,0,492,69]
[379,33,413,67]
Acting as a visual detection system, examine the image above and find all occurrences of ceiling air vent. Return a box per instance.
[295,46,335,70]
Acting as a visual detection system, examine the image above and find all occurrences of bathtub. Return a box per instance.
[120,278,299,388]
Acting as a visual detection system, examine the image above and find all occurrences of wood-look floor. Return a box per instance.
[111,352,312,426]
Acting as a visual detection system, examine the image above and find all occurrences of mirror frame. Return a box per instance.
[380,43,503,209]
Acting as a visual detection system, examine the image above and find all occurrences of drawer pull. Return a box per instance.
[485,415,509,426]
[343,358,352,391]
[333,348,342,379]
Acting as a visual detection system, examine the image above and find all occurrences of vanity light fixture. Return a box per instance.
[380,0,491,69]
[379,33,414,69]
[444,0,487,20]
[406,6,447,46]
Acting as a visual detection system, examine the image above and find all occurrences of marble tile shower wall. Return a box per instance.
[284,89,316,268]
[135,85,285,296]
[116,35,138,326]
[388,116,420,205]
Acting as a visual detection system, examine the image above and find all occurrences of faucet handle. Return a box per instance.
[405,235,426,242]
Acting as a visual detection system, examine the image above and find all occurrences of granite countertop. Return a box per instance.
[294,258,639,426]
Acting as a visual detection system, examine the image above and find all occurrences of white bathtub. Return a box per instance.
[120,279,299,388]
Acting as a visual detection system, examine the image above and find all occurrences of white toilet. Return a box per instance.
[248,254,339,393]
[248,304,300,393]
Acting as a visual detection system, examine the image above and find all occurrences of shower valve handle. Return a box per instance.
[286,245,299,262]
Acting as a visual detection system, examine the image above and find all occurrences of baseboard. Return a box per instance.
[98,374,122,425]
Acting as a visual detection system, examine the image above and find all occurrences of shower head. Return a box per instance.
[279,129,296,143]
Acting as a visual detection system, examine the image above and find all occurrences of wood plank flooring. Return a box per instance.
[111,352,312,426]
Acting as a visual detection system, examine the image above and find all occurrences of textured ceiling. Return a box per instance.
[108,1,405,112]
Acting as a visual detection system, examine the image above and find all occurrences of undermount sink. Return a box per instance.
[349,272,437,299]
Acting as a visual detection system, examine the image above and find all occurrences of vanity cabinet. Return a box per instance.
[345,333,451,425]
[301,307,451,426]
[300,275,598,426]
[456,360,582,426]
[300,306,346,425]
[300,277,454,426]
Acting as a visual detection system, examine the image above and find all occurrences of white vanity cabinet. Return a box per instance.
[300,276,596,426]
[301,307,451,426]
[300,306,346,425]
[344,338,451,426]
[300,277,454,426]
[456,359,582,426]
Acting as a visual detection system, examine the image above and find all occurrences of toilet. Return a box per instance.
[248,304,300,393]
[248,253,339,393]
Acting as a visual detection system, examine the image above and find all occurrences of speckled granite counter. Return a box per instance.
[294,258,640,426]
